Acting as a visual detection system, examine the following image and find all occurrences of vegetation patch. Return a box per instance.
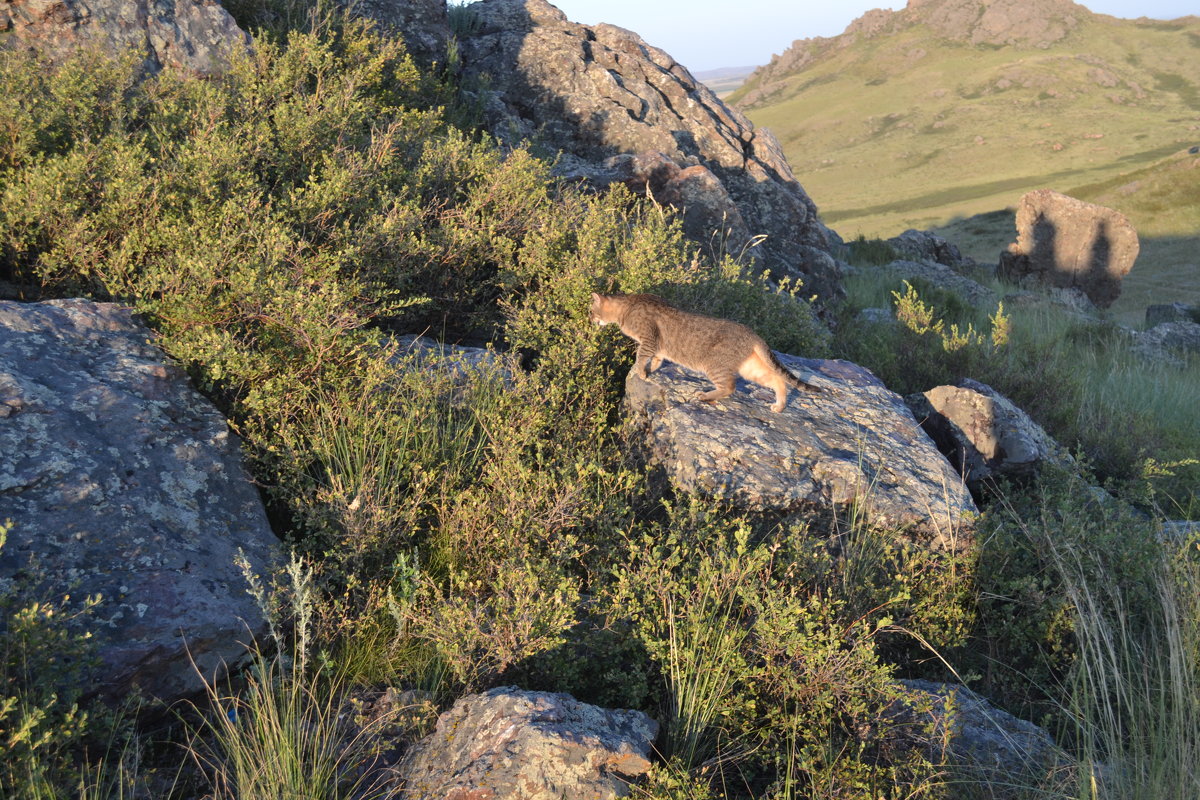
[2,7,1198,800]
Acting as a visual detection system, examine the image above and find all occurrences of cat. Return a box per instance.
[589,292,819,412]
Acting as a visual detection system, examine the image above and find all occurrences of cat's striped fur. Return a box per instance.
[590,292,819,412]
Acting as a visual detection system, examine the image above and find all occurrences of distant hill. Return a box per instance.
[729,0,1200,240]
[695,65,759,97]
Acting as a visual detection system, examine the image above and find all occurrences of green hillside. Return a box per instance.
[731,2,1200,242]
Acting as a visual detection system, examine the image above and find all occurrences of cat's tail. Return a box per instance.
[762,345,823,393]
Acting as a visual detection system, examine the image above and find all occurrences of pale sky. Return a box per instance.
[504,1,1199,72]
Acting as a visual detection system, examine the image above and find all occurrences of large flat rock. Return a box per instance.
[0,299,277,704]
[625,353,976,550]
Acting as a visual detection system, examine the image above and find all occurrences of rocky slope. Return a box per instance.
[457,0,846,301]
[0,0,250,74]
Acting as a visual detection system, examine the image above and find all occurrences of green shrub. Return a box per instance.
[606,503,949,795]
[392,557,581,692]
[967,471,1200,799]
[846,235,900,267]
[834,277,1009,396]
[967,467,1165,727]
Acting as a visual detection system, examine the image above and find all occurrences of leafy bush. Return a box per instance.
[966,467,1165,724]
[959,467,1200,798]
[606,503,954,796]
[834,276,1010,396]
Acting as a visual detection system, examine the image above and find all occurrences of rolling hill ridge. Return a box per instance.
[729,0,1200,240]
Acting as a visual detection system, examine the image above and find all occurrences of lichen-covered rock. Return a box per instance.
[1045,286,1099,316]
[1,0,250,75]
[1130,320,1200,367]
[393,334,511,380]
[898,679,1064,795]
[882,259,998,309]
[593,151,754,261]
[0,299,277,704]
[908,378,1074,485]
[395,687,658,800]
[624,353,976,550]
[457,0,844,302]
[996,189,1139,309]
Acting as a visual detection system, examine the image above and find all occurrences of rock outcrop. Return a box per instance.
[624,353,977,551]
[593,151,753,260]
[1130,320,1200,367]
[456,0,844,302]
[899,679,1064,795]
[906,0,1085,48]
[908,379,1073,485]
[0,299,277,704]
[886,229,976,272]
[996,189,1139,309]
[396,687,658,800]
[0,0,250,75]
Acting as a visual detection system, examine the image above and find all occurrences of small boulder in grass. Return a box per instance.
[896,680,1065,797]
[907,378,1073,485]
[395,687,658,800]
